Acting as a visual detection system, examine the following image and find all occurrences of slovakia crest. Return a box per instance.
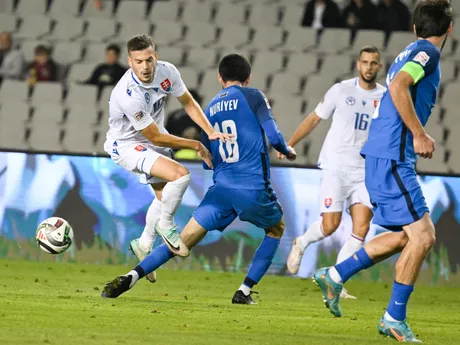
[134,145,147,152]
[160,78,172,92]
[324,198,332,208]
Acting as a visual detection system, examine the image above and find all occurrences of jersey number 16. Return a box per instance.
[354,112,370,131]
[214,120,239,163]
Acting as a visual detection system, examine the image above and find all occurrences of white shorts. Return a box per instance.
[319,169,372,213]
[104,139,173,185]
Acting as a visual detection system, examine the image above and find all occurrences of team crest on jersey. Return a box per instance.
[134,145,147,152]
[144,92,150,104]
[134,111,144,121]
[160,78,172,92]
[374,100,379,108]
[413,51,430,67]
[324,198,332,208]
[345,96,355,106]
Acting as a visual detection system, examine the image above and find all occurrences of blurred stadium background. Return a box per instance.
[0,0,458,173]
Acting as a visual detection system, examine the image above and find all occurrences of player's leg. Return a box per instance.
[287,169,344,274]
[136,183,165,252]
[314,158,409,317]
[101,217,207,299]
[101,185,236,298]
[336,204,370,276]
[148,155,191,257]
[131,182,165,283]
[232,188,284,304]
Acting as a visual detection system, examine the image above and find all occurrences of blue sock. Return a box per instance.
[136,244,174,278]
[386,281,414,321]
[244,236,280,288]
[335,247,374,283]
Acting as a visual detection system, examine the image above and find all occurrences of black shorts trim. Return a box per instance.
[390,160,420,222]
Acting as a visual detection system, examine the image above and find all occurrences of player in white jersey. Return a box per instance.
[279,46,385,298]
[104,35,231,282]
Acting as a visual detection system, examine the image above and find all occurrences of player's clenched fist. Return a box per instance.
[414,132,435,159]
[197,143,213,168]
[286,146,297,161]
[276,146,296,161]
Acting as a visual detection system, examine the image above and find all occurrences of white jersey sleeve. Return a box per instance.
[315,83,340,120]
[119,93,154,132]
[165,62,187,98]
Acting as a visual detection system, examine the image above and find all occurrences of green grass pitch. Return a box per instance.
[1,259,459,345]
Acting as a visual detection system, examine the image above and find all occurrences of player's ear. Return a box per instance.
[154,51,159,60]
[413,24,417,35]
[218,73,224,86]
[127,55,133,69]
[243,75,251,87]
[447,22,453,35]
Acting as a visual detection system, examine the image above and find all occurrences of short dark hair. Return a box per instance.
[359,45,381,60]
[218,54,251,83]
[413,0,452,38]
[35,45,50,56]
[106,44,121,55]
[127,35,155,54]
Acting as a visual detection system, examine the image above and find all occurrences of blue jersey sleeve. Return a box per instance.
[240,87,274,125]
[261,119,290,155]
[402,44,440,84]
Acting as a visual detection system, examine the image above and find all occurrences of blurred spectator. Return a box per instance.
[25,45,57,86]
[166,89,202,141]
[0,32,24,82]
[342,0,378,30]
[302,0,342,29]
[84,44,126,86]
[376,0,411,33]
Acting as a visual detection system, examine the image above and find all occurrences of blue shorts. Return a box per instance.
[193,184,283,231]
[365,156,429,231]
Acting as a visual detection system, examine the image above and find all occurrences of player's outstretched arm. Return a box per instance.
[261,119,296,161]
[141,122,213,167]
[288,111,322,147]
[177,90,232,142]
[389,71,435,159]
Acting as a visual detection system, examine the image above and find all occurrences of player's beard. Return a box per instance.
[360,72,377,85]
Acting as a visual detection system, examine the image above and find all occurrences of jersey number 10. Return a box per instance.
[354,112,370,131]
[214,120,239,163]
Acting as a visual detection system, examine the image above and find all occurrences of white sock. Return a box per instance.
[159,174,191,229]
[239,284,251,296]
[384,311,399,322]
[297,220,326,250]
[139,198,162,252]
[336,233,364,264]
[127,270,139,288]
[328,266,343,284]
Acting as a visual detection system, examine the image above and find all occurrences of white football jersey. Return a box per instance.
[315,78,386,173]
[106,60,187,144]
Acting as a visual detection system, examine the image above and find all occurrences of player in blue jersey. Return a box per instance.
[314,0,452,342]
[101,54,297,303]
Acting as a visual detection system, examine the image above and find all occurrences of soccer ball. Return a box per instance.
[36,217,74,254]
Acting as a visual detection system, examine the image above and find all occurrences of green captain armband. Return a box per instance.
[400,61,425,84]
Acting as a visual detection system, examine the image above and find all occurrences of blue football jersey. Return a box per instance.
[361,39,441,163]
[202,85,274,190]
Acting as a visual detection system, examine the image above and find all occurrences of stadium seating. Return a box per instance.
[0,0,458,174]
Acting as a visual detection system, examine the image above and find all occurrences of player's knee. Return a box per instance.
[421,231,436,251]
[352,222,370,239]
[172,165,190,180]
[322,217,340,236]
[265,219,285,239]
